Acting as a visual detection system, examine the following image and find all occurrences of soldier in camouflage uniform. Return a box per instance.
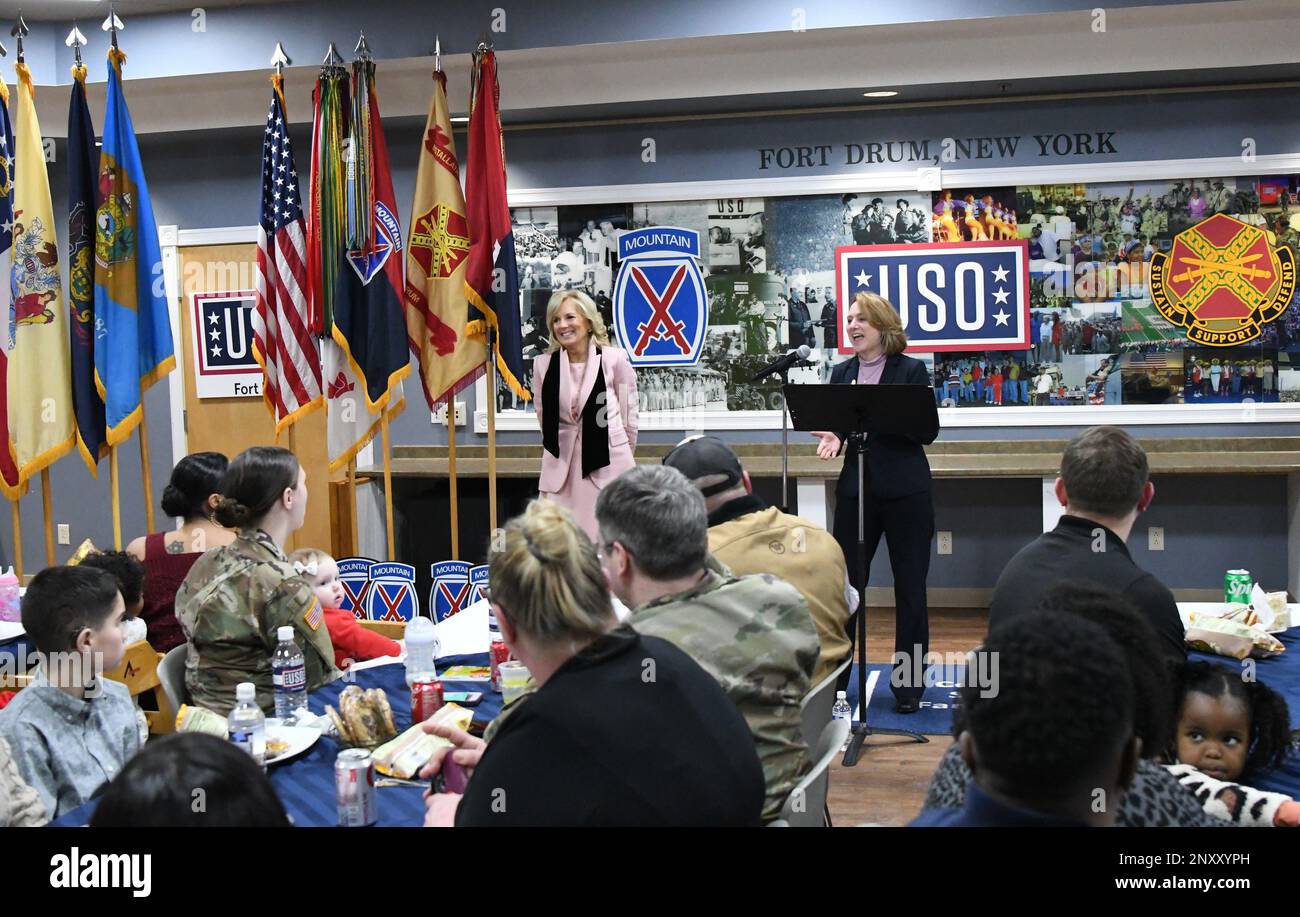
[175,447,340,715]
[596,464,819,822]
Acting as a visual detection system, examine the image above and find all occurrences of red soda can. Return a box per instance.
[490,638,509,692]
[411,678,444,723]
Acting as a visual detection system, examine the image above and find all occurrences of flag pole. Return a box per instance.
[380,412,396,561]
[9,498,22,579]
[40,470,54,566]
[138,412,156,534]
[109,446,122,549]
[285,423,298,552]
[447,398,459,560]
[485,328,498,535]
[346,456,358,554]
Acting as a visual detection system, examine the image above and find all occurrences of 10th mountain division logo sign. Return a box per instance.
[1150,213,1295,347]
[613,227,707,367]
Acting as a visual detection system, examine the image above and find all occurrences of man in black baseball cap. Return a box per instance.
[663,436,852,685]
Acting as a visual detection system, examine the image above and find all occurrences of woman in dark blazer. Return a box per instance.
[811,292,939,713]
[531,290,638,540]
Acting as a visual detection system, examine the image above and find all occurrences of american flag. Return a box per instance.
[253,79,322,431]
[1126,350,1169,369]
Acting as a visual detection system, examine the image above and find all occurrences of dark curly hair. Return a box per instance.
[1035,580,1175,758]
[1173,660,1292,776]
[965,611,1135,794]
[77,550,145,610]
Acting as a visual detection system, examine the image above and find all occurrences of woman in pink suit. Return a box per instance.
[532,290,639,539]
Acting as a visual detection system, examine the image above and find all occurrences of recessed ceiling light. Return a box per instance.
[450,116,469,123]
[863,90,899,98]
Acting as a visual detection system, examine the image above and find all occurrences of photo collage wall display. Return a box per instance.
[498,176,1300,414]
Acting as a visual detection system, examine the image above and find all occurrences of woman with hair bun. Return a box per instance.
[126,452,236,651]
[420,499,763,827]
[174,446,340,715]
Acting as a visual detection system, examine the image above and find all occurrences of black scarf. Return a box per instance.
[542,347,610,479]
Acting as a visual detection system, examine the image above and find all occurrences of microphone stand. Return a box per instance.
[779,366,791,514]
[842,431,928,765]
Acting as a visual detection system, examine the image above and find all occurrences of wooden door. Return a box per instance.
[176,243,330,553]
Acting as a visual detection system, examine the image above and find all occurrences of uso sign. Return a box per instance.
[613,226,707,366]
[835,240,1031,353]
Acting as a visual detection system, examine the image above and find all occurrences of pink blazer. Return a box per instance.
[533,341,639,494]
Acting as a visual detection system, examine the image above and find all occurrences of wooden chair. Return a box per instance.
[104,640,176,736]
[358,620,406,640]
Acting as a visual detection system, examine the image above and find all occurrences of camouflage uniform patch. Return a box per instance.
[175,528,341,715]
[628,563,819,821]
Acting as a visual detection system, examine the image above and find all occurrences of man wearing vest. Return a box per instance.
[662,435,853,685]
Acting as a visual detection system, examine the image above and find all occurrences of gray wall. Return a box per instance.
[854,474,1290,592]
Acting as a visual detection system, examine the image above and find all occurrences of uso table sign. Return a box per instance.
[835,240,1031,352]
[613,226,708,366]
[190,291,266,397]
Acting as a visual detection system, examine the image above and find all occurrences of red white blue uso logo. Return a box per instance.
[614,227,707,366]
[363,562,418,623]
[836,240,1031,353]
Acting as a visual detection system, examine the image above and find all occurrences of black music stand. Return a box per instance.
[784,382,937,765]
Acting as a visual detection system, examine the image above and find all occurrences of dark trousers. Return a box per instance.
[832,486,934,703]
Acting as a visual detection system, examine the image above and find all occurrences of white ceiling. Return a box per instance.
[22,0,1300,137]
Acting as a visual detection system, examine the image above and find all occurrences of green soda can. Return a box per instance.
[1225,569,1253,605]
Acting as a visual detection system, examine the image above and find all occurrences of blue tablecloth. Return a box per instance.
[34,650,500,828]
[273,652,500,827]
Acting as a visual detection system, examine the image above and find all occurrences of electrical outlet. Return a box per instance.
[1148,526,1164,551]
[936,531,952,555]
[431,401,467,427]
[57,524,70,545]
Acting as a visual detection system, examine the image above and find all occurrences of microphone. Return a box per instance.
[750,345,812,382]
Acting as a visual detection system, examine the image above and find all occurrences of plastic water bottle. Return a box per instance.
[228,682,266,766]
[271,626,307,719]
[0,567,18,622]
[831,691,853,751]
[405,615,440,689]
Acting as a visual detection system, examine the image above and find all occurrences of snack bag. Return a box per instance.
[1185,615,1285,660]
[372,703,473,779]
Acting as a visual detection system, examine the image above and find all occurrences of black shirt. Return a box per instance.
[988,515,1186,660]
[455,624,765,826]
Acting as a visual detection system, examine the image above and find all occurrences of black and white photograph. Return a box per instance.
[841,193,933,246]
[556,204,632,308]
[512,206,560,293]
[707,198,767,274]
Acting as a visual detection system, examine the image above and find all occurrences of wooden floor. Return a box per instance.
[826,607,989,826]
